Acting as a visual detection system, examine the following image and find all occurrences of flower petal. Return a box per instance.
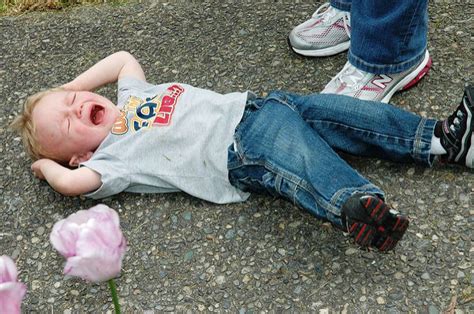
[64,254,123,282]
[50,220,81,258]
[0,282,27,314]
[50,204,127,282]
[0,256,18,283]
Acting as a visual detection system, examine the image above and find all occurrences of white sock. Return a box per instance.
[430,136,447,155]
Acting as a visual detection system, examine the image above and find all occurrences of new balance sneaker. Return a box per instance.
[288,3,351,57]
[437,85,474,168]
[341,194,409,252]
[321,50,432,103]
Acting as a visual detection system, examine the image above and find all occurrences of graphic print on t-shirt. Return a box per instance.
[112,84,184,135]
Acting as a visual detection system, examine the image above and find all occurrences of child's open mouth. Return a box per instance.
[90,105,105,125]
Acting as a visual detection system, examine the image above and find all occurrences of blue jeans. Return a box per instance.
[227,91,436,227]
[330,0,428,74]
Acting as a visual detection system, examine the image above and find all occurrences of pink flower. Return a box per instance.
[0,256,27,314]
[50,204,127,283]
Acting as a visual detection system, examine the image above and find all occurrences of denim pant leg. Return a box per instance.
[268,91,437,166]
[228,97,384,228]
[349,0,428,74]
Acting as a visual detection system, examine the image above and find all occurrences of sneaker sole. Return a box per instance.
[348,196,409,251]
[348,221,377,248]
[381,50,432,103]
[457,88,474,167]
[372,216,410,251]
[465,132,474,168]
[287,36,350,57]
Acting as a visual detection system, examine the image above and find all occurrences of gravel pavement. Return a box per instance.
[0,0,473,312]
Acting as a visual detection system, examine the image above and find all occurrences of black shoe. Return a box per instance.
[437,85,474,168]
[341,194,409,251]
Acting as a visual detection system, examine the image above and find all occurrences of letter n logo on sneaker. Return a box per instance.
[372,75,393,89]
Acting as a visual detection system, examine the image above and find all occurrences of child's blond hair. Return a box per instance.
[10,87,64,161]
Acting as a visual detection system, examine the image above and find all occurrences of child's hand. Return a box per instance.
[31,159,51,180]
[31,158,101,196]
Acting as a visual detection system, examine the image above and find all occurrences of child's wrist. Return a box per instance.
[61,80,80,91]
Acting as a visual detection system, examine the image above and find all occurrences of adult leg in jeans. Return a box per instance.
[289,0,431,102]
[228,97,410,251]
[322,0,431,102]
[349,0,428,74]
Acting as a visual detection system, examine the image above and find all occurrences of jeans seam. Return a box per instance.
[233,147,342,217]
[413,117,436,166]
[265,161,342,217]
[234,160,342,222]
[401,0,422,57]
[263,94,297,112]
[309,119,416,145]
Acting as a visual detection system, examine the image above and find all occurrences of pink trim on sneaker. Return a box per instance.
[402,57,432,91]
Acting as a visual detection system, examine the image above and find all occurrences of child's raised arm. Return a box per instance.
[62,51,146,92]
[31,159,102,196]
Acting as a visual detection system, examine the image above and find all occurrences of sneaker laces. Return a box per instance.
[449,110,465,134]
[311,3,351,38]
[311,3,332,19]
[343,14,351,39]
[334,62,367,87]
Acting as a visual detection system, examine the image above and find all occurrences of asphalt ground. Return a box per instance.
[0,0,473,312]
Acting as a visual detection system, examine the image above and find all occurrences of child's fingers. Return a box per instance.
[31,162,45,179]
[32,169,44,180]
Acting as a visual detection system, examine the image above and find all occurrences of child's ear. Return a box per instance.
[69,151,94,167]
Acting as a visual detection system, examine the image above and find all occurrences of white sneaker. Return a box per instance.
[321,51,432,103]
[288,3,351,57]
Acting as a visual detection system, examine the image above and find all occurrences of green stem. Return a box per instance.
[108,279,121,314]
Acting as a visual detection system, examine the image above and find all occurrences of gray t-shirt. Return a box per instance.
[81,77,250,203]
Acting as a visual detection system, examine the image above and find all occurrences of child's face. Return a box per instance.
[32,90,120,164]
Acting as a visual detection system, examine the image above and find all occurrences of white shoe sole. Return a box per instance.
[380,50,431,103]
[459,97,474,168]
[465,132,474,168]
[290,40,350,57]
